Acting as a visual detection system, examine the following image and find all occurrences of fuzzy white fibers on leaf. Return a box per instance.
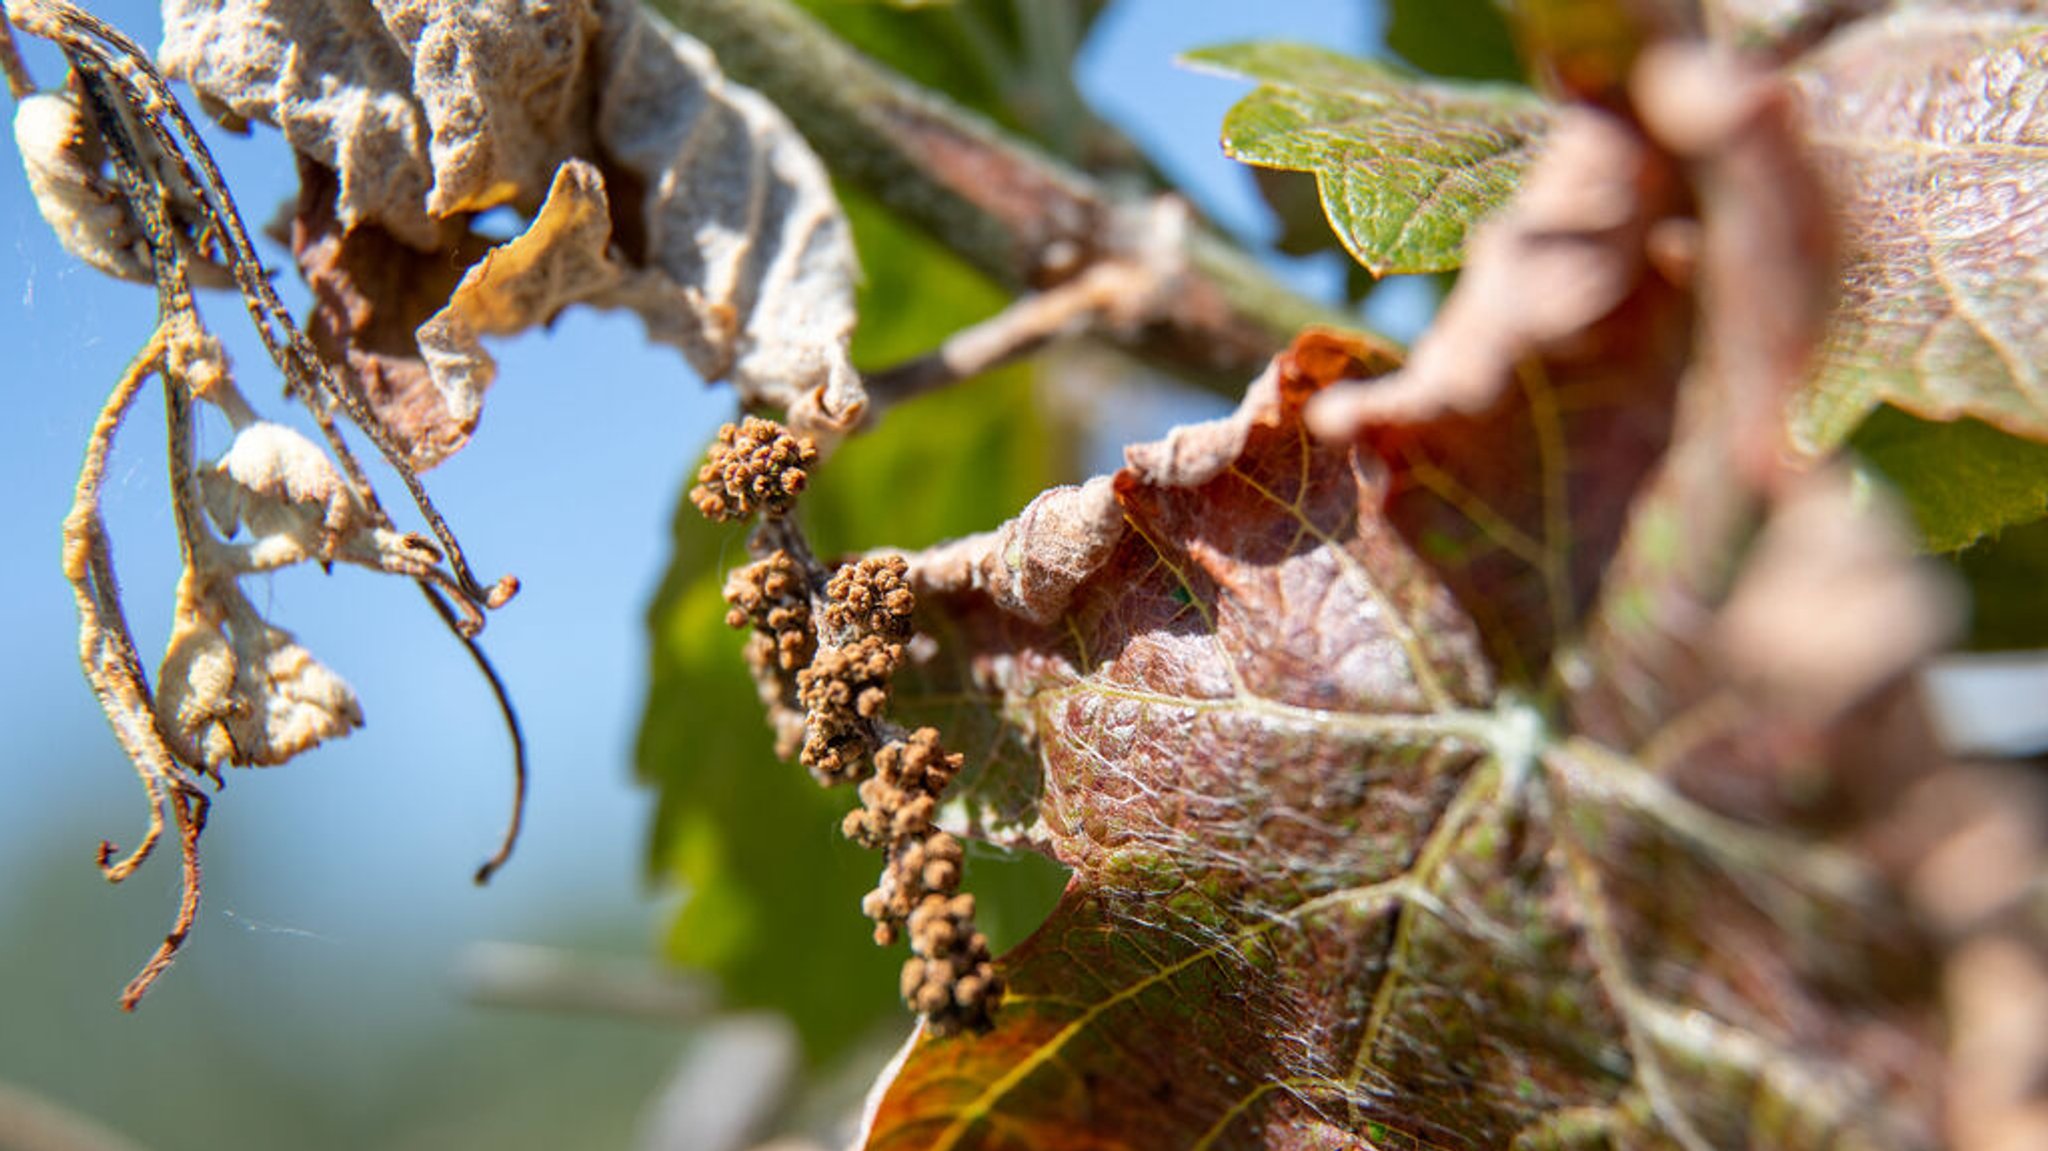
[199,421,364,570]
[156,573,364,771]
[13,90,152,281]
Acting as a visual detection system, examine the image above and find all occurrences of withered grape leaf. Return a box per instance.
[289,158,498,471]
[165,0,864,466]
[161,0,597,246]
[862,51,1960,1151]
[1786,9,2048,454]
[1186,42,1551,276]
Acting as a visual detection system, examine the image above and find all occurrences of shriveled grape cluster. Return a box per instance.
[692,419,1002,1035]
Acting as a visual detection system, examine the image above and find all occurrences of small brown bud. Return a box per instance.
[689,418,819,522]
[893,794,936,837]
[823,556,916,641]
[922,857,959,891]
[899,957,927,1000]
[856,686,889,718]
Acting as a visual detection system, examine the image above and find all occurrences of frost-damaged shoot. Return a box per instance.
[693,418,1003,1036]
[4,0,526,1008]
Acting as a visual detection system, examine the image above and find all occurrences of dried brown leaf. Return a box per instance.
[157,571,365,772]
[411,159,696,454]
[166,0,864,461]
[6,0,534,1011]
[12,79,236,287]
[13,89,151,280]
[289,158,495,471]
[161,0,597,246]
[197,420,364,569]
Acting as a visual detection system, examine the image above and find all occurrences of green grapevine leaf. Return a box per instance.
[1953,516,2048,651]
[1386,0,1523,82]
[790,0,1125,169]
[1186,41,1551,276]
[1853,406,2048,552]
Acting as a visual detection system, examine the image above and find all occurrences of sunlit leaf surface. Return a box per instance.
[1187,42,1549,276]
[1788,11,2048,453]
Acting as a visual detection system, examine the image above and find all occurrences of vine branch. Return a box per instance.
[863,203,1184,420]
[0,10,31,98]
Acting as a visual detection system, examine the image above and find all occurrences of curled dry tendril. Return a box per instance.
[6,0,527,1007]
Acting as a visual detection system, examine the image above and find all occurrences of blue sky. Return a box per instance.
[0,0,1385,1080]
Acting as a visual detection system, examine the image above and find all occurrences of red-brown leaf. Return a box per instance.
[866,50,1963,1151]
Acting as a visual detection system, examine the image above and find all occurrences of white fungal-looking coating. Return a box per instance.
[200,421,363,568]
[212,421,351,513]
[155,574,364,772]
[13,90,152,281]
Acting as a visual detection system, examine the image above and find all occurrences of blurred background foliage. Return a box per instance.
[0,817,684,1151]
